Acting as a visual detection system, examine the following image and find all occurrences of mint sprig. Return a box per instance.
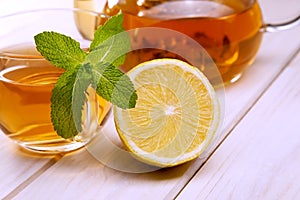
[34,13,137,139]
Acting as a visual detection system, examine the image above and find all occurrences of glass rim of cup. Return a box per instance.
[0,7,110,20]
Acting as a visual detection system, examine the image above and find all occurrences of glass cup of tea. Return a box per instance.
[0,9,111,154]
[74,0,300,85]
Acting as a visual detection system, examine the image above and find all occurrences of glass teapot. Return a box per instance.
[74,0,300,84]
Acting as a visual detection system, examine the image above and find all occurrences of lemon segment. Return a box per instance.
[114,58,220,167]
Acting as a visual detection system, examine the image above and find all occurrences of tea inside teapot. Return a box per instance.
[136,1,236,19]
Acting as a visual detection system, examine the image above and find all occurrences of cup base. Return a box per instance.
[15,137,92,154]
[210,72,243,89]
[228,73,243,84]
[18,142,84,154]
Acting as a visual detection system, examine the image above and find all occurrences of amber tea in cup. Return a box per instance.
[0,9,111,153]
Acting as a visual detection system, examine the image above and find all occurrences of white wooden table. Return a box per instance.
[1,0,300,199]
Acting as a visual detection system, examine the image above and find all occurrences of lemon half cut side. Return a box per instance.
[113,58,220,167]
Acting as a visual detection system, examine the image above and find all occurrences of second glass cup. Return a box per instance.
[0,9,111,154]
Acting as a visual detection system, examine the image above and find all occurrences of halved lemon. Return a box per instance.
[113,58,220,167]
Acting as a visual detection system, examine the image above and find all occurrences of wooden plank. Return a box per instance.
[259,0,300,23]
[12,22,300,200]
[177,52,300,199]
[0,132,60,199]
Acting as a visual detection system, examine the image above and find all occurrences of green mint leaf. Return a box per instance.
[86,14,130,67]
[91,62,137,109]
[90,14,125,51]
[51,67,80,138]
[34,31,86,69]
[72,64,94,134]
[51,65,91,139]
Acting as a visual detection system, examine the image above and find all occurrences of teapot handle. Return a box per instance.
[261,15,300,33]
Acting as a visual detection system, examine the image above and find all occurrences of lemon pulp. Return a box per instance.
[114,58,219,167]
